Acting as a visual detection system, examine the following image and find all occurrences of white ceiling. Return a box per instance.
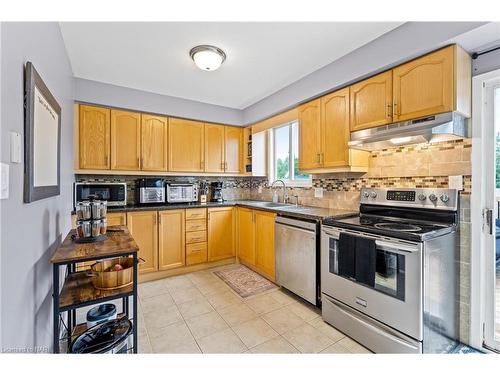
[60,22,403,109]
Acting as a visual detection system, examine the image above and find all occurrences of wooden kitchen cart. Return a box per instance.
[50,226,139,353]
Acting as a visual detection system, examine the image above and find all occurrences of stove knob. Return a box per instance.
[418,194,427,201]
[428,194,438,202]
[440,194,450,203]
[363,191,370,198]
[370,191,377,199]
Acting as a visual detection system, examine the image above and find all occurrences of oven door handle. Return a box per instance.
[375,240,420,254]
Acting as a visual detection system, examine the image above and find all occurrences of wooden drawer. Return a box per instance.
[186,208,207,220]
[186,230,207,244]
[185,219,206,232]
[186,242,208,265]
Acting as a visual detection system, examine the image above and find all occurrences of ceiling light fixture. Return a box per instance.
[189,45,226,71]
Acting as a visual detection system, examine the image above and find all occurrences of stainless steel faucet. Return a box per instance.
[271,179,289,203]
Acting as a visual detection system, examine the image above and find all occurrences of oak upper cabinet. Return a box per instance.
[254,210,276,281]
[141,115,168,171]
[158,209,185,271]
[392,45,471,121]
[204,124,225,173]
[321,88,351,168]
[350,71,393,131]
[168,118,205,172]
[126,211,158,274]
[236,207,255,265]
[79,105,110,169]
[110,110,141,170]
[207,207,235,262]
[224,126,243,173]
[298,99,321,170]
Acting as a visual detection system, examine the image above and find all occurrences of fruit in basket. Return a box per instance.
[112,264,124,271]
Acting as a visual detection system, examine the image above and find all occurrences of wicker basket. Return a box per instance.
[89,257,134,290]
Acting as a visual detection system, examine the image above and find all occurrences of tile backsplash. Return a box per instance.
[75,138,473,345]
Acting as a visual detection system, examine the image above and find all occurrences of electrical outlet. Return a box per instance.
[448,175,463,191]
[314,187,323,198]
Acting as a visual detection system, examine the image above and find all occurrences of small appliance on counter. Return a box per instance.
[166,182,198,203]
[74,182,126,208]
[74,195,108,243]
[136,178,166,205]
[210,181,224,202]
[198,181,208,204]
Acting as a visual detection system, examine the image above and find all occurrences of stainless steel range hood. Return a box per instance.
[348,112,470,151]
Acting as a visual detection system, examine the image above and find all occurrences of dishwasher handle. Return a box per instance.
[275,216,317,232]
[276,222,316,236]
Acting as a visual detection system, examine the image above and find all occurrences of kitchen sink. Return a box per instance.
[242,201,309,210]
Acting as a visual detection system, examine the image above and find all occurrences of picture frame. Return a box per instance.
[24,61,61,203]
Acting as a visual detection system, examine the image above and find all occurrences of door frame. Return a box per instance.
[470,68,500,351]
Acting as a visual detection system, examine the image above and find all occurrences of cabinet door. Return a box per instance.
[141,115,168,171]
[237,208,255,265]
[207,207,235,262]
[158,210,185,271]
[350,71,393,131]
[224,126,243,173]
[127,211,158,274]
[111,110,141,170]
[298,99,321,170]
[107,212,126,227]
[321,88,350,168]
[168,118,205,172]
[79,105,110,169]
[254,210,276,280]
[204,123,225,173]
[393,46,453,122]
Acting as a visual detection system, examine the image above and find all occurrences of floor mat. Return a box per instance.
[213,265,278,298]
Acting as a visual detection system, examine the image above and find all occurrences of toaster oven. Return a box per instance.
[166,183,198,203]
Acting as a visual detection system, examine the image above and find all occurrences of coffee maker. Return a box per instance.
[210,181,224,202]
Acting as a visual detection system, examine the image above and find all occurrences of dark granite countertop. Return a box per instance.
[96,200,357,221]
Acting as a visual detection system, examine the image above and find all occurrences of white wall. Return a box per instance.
[74,77,244,126]
[0,22,74,352]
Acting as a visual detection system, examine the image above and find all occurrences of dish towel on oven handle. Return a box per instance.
[337,232,376,287]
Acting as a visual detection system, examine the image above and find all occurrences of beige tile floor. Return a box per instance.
[137,264,371,354]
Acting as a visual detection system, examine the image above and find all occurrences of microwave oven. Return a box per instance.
[74,182,127,208]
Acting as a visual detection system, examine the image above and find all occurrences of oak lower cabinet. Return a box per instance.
[158,210,185,271]
[79,105,110,170]
[236,207,255,264]
[254,210,276,280]
[126,211,158,274]
[110,110,141,170]
[107,212,127,226]
[168,118,205,172]
[208,207,235,262]
[236,208,276,281]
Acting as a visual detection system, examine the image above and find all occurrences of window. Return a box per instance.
[269,121,311,186]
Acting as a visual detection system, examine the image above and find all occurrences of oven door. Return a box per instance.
[321,225,423,340]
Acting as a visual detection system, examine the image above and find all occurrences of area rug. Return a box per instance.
[213,265,278,298]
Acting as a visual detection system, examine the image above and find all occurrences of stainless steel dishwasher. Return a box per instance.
[275,216,318,305]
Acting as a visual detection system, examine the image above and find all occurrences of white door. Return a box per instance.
[480,72,500,351]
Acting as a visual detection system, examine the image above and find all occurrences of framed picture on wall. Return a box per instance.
[24,61,61,203]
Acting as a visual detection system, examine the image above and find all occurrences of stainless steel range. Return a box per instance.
[321,187,459,353]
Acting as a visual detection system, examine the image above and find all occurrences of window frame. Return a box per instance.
[268,120,312,188]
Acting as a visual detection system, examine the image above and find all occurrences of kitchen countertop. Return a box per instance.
[97,200,358,221]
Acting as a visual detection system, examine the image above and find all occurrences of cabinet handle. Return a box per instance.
[386,101,392,118]
[140,158,144,169]
[158,214,161,224]
[105,155,109,166]
[201,161,205,170]
[321,153,324,165]
[153,215,156,225]
[316,153,320,163]
[393,102,399,117]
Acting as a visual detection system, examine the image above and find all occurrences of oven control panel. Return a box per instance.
[360,187,458,211]
[386,190,415,202]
